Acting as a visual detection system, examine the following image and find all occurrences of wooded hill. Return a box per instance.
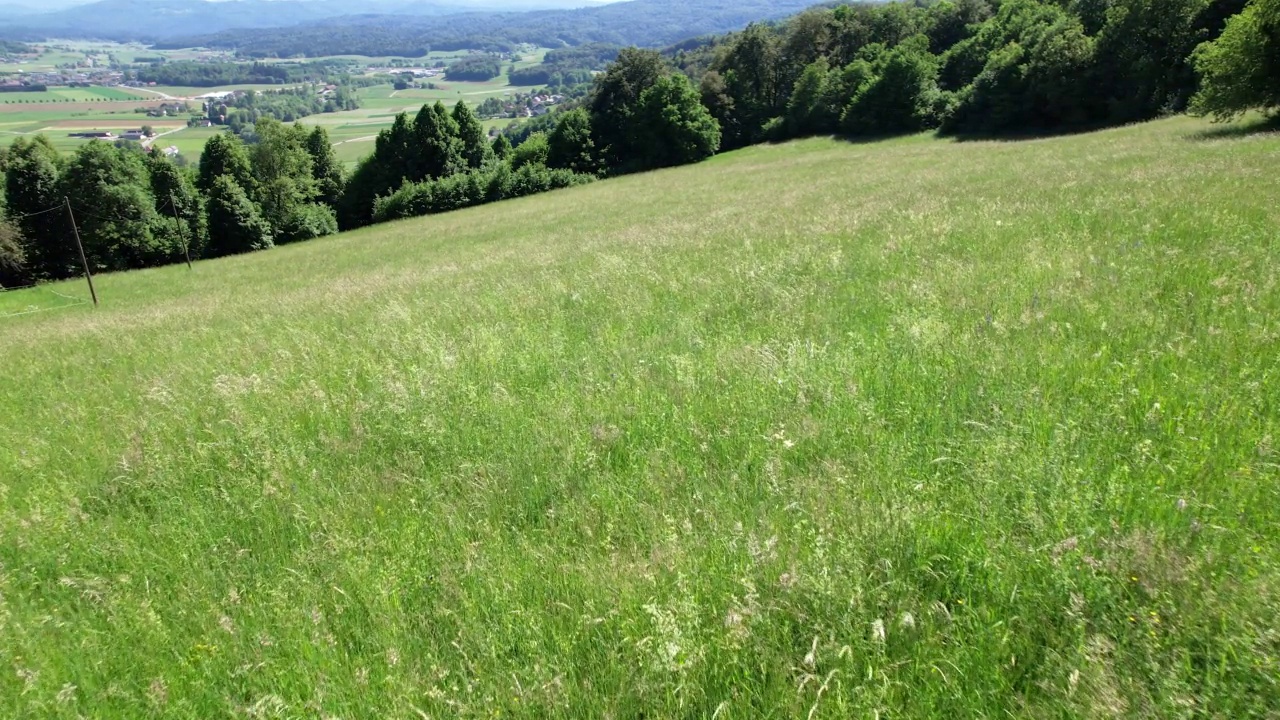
[153,0,821,56]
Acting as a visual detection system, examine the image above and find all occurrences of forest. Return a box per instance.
[130,60,358,88]
[158,0,819,57]
[508,43,621,86]
[443,56,504,82]
[2,0,1277,288]
[209,86,363,131]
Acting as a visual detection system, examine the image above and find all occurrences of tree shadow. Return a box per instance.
[1186,115,1280,141]
[941,121,1117,143]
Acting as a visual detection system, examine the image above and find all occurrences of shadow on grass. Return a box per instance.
[782,123,1115,147]
[1186,115,1280,141]
[941,121,1121,143]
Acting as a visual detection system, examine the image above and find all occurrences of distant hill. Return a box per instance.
[0,0,624,41]
[152,0,820,56]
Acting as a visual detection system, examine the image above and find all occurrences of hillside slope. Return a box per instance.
[2,117,1279,717]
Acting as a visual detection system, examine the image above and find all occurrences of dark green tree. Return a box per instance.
[1092,0,1208,122]
[412,101,463,181]
[589,47,668,169]
[147,149,206,259]
[380,112,416,186]
[716,22,784,148]
[0,219,28,288]
[841,36,942,135]
[452,101,492,169]
[4,136,70,279]
[547,108,602,175]
[510,132,550,170]
[492,133,513,160]
[197,132,256,196]
[636,73,722,169]
[279,202,338,243]
[785,57,836,135]
[943,13,1095,134]
[60,141,174,271]
[205,175,273,257]
[779,10,836,91]
[305,126,346,209]
[926,0,994,52]
[250,118,319,242]
[337,153,391,230]
[1191,0,1280,119]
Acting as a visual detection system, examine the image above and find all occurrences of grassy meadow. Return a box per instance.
[1,115,1278,717]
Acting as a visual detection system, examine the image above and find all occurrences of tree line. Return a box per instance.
[155,0,819,58]
[509,43,622,87]
[210,87,362,132]
[653,0,1265,147]
[129,60,357,88]
[499,0,1271,170]
[444,56,504,82]
[0,98,603,286]
[0,119,344,286]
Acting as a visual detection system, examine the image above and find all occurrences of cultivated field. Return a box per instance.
[2,116,1277,717]
[1,81,533,165]
[0,87,148,103]
[0,43,546,164]
[309,82,539,165]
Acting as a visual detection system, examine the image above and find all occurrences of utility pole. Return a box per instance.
[64,197,98,307]
[169,191,193,270]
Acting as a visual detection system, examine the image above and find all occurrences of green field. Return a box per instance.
[157,125,222,159]
[310,83,535,165]
[0,41,233,74]
[4,115,1277,717]
[0,87,148,103]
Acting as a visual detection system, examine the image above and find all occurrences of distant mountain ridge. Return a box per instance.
[151,0,820,56]
[0,0,622,39]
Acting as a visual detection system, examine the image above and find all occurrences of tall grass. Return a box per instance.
[1,115,1278,717]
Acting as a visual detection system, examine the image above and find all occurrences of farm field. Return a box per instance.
[303,83,537,165]
[0,86,150,103]
[2,115,1278,717]
[0,109,173,149]
[157,125,221,158]
[0,82,526,166]
[0,44,549,163]
[0,41,234,74]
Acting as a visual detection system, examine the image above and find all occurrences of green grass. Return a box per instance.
[81,87,148,101]
[0,87,147,103]
[355,79,543,112]
[2,115,1278,717]
[158,125,222,160]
